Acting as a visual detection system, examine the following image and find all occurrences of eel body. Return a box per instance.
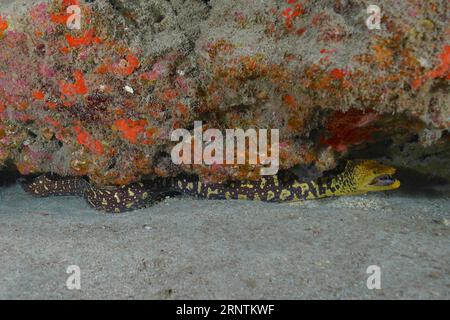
[21,175,154,213]
[21,160,400,213]
[173,160,400,201]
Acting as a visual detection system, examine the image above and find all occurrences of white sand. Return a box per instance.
[0,183,449,299]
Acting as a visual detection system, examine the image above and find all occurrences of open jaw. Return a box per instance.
[370,174,398,187]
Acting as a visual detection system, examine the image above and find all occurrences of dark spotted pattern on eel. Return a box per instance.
[21,174,153,213]
[173,160,400,202]
[21,161,400,213]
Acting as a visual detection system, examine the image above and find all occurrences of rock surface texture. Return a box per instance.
[0,0,448,185]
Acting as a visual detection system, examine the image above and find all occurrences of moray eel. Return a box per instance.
[174,160,400,201]
[21,160,400,213]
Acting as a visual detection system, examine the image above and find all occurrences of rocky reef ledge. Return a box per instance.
[0,0,448,185]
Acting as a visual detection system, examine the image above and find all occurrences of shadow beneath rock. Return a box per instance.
[0,165,20,187]
[392,167,449,198]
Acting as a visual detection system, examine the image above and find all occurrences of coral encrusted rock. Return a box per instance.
[0,0,448,184]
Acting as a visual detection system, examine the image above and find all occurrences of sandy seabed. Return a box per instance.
[0,182,449,299]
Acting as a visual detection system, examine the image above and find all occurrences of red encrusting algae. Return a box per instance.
[59,70,88,97]
[321,109,379,153]
[32,91,45,101]
[74,125,104,155]
[0,16,8,37]
[412,45,450,89]
[50,0,80,25]
[114,119,148,144]
[65,29,101,48]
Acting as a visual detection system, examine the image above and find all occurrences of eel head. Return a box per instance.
[345,160,401,194]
